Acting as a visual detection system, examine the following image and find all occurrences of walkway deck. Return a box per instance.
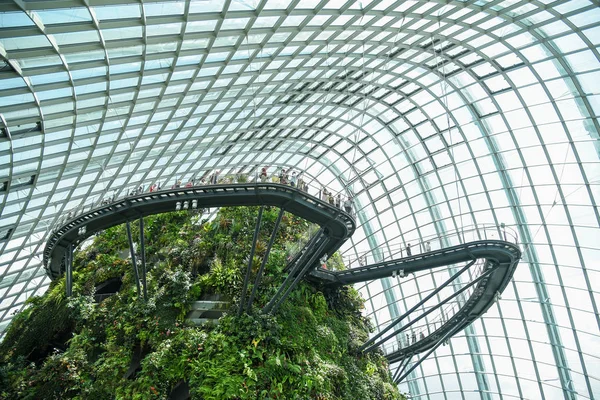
[43,183,355,279]
[43,183,521,372]
[311,240,521,363]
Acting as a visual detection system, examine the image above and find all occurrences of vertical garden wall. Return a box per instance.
[0,207,405,400]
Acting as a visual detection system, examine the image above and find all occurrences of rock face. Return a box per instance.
[0,207,405,400]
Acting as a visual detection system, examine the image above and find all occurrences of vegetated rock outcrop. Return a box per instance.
[0,206,405,400]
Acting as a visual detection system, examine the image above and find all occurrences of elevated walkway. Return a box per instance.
[43,182,521,382]
[43,183,355,279]
[311,240,519,289]
[310,237,521,377]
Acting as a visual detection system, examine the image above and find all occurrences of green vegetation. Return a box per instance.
[0,207,405,400]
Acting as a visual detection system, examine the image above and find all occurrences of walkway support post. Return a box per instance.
[262,229,324,314]
[392,354,413,383]
[238,206,264,316]
[126,221,141,297]
[139,217,148,301]
[359,259,476,352]
[395,320,465,384]
[65,244,73,297]
[364,265,494,354]
[247,208,284,312]
[267,236,328,315]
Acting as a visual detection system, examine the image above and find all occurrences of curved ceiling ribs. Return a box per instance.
[1,1,599,398]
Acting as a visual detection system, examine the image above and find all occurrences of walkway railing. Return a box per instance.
[376,259,487,356]
[50,170,355,235]
[341,224,518,270]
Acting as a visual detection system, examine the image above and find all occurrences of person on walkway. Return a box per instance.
[283,169,290,185]
[406,243,412,256]
[321,187,328,202]
[358,255,366,267]
[328,192,335,205]
[260,167,268,183]
[425,241,431,252]
[211,171,219,184]
[149,184,157,192]
[290,171,297,187]
[319,254,328,269]
[344,196,353,214]
[335,194,341,208]
[297,173,304,191]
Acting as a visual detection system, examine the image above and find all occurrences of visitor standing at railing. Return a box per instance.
[260,167,268,182]
[290,171,297,187]
[406,243,412,256]
[344,196,353,214]
[425,241,431,252]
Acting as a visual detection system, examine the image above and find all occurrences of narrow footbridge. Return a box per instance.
[310,239,521,383]
[43,183,355,280]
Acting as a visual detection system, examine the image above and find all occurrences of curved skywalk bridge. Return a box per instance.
[43,183,355,280]
[43,183,520,382]
[311,230,521,384]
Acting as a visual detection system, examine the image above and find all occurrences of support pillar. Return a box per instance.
[65,244,73,297]
[238,207,264,316]
[395,320,465,384]
[126,221,141,297]
[262,229,324,314]
[247,208,284,312]
[266,235,328,315]
[139,217,148,301]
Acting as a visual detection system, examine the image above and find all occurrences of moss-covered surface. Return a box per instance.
[0,207,405,400]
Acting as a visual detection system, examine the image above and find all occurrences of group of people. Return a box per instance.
[404,240,432,256]
[258,167,354,215]
[97,167,355,216]
[400,331,427,348]
[319,187,353,214]
[260,167,307,191]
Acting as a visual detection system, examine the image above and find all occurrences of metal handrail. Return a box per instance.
[50,173,355,234]
[341,224,518,269]
[377,260,488,355]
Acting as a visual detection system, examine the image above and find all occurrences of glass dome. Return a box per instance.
[0,1,599,398]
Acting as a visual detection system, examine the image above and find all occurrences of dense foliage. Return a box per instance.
[0,207,405,400]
